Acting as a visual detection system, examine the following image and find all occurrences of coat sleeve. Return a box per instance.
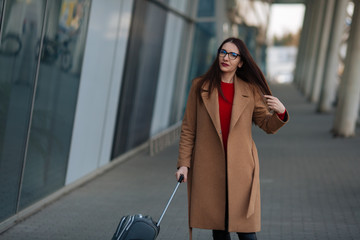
[252,87,289,134]
[177,80,198,169]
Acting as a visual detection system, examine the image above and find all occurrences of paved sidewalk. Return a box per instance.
[1,83,360,240]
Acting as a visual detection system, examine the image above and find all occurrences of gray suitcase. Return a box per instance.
[111,175,184,240]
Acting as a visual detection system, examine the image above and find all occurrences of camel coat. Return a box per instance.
[177,76,288,234]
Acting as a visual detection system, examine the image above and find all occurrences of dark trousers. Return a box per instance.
[212,185,257,240]
[213,157,258,240]
[212,230,257,240]
[212,200,258,240]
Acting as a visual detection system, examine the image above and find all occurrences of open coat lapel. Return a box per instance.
[200,83,223,146]
[200,77,251,147]
[230,77,250,133]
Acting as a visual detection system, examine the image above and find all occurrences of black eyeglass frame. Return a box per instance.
[219,49,240,60]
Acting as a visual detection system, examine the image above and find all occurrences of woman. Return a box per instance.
[175,37,289,240]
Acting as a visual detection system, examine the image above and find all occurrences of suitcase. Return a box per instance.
[111,175,184,240]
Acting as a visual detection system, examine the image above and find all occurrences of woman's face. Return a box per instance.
[218,42,243,74]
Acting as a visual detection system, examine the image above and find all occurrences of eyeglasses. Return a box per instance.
[219,49,240,60]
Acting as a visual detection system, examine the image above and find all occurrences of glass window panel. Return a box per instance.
[188,22,216,81]
[183,22,216,115]
[168,0,189,15]
[0,0,4,33]
[0,0,46,221]
[112,0,167,157]
[19,0,91,209]
[155,0,169,5]
[197,0,215,17]
[169,20,191,125]
[151,12,185,135]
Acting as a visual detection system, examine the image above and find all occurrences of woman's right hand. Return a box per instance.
[175,166,188,183]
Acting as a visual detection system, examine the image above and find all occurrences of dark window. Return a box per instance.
[0,0,47,221]
[112,0,167,157]
[197,0,215,17]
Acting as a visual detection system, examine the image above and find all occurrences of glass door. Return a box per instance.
[19,0,91,209]
[0,0,91,221]
[0,0,47,221]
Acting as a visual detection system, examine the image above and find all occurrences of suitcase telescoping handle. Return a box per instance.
[156,175,184,227]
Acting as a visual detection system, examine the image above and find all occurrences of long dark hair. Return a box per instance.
[197,37,272,101]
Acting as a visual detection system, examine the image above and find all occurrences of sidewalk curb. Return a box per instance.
[0,141,149,234]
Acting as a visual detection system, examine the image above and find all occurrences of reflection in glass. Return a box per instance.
[0,0,46,222]
[19,0,91,209]
[112,0,167,157]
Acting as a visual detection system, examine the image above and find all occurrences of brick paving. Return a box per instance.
[1,83,360,240]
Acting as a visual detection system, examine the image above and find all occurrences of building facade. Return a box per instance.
[0,0,271,230]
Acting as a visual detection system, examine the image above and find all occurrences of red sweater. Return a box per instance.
[219,81,286,151]
[219,82,234,152]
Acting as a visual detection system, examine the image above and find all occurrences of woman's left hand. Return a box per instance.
[264,95,286,114]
